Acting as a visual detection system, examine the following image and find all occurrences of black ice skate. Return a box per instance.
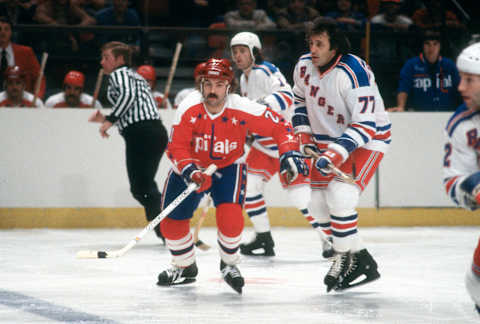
[322,237,334,259]
[157,262,198,286]
[324,251,350,293]
[335,249,380,291]
[239,231,275,256]
[220,260,244,294]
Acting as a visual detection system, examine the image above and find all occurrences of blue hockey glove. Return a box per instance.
[279,151,309,184]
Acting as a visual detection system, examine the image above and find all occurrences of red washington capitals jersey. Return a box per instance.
[168,91,299,173]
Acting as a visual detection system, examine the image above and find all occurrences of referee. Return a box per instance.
[88,41,168,243]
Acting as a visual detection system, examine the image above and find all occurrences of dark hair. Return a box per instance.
[252,47,264,65]
[422,29,441,43]
[0,16,12,28]
[305,20,351,55]
[101,41,133,67]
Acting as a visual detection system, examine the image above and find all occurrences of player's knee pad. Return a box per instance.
[160,218,189,240]
[287,184,311,210]
[246,173,266,197]
[216,203,244,237]
[326,181,360,216]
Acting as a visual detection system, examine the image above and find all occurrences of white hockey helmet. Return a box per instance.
[230,32,262,61]
[457,42,480,75]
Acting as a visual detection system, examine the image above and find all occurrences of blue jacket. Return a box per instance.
[398,54,460,111]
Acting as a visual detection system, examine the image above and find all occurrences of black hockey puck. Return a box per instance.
[98,251,107,258]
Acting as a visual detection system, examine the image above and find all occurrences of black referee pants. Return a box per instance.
[122,119,168,236]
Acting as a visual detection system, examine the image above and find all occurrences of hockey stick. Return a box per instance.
[91,68,104,108]
[304,147,355,184]
[33,52,48,107]
[161,42,182,108]
[193,194,212,251]
[76,164,217,259]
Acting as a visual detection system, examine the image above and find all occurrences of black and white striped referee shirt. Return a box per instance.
[105,65,160,131]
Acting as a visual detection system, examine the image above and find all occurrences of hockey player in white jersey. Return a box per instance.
[230,31,333,257]
[442,42,480,314]
[292,23,391,292]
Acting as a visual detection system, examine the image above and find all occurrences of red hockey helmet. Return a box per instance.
[194,62,207,80]
[63,70,85,88]
[137,65,156,81]
[200,58,234,83]
[4,65,25,81]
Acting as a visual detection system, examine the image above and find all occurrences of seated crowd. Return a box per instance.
[0,0,475,110]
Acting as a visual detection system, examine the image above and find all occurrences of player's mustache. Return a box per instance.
[207,94,218,99]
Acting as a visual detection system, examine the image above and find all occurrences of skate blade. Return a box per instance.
[335,272,380,291]
[157,278,196,287]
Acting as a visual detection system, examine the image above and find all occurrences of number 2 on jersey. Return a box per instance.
[264,109,280,123]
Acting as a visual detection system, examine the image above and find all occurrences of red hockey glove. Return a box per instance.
[181,163,213,193]
[315,148,345,176]
[298,132,320,157]
[190,170,212,193]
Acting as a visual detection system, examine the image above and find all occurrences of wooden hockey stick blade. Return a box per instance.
[76,164,217,259]
[194,239,210,251]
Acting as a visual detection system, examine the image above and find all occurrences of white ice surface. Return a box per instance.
[0,227,479,324]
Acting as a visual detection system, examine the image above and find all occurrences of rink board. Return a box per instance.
[1,207,479,228]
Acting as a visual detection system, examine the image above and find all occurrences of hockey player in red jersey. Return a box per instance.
[156,58,308,294]
[0,66,43,108]
[443,42,480,314]
[45,70,102,108]
[136,65,172,109]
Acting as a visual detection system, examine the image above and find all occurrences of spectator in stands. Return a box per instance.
[412,0,465,30]
[0,0,37,25]
[173,61,205,109]
[45,70,102,108]
[95,0,141,46]
[0,65,43,107]
[275,0,319,30]
[71,0,105,17]
[371,0,412,31]
[224,0,276,30]
[324,0,366,31]
[136,65,172,109]
[0,17,45,97]
[311,0,337,14]
[388,30,461,112]
[264,0,288,21]
[33,0,96,54]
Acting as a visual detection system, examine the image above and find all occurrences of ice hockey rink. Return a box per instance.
[0,226,479,324]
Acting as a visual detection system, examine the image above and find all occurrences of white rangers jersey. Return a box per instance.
[174,87,196,109]
[292,53,391,154]
[443,104,480,208]
[44,92,102,108]
[240,61,294,157]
